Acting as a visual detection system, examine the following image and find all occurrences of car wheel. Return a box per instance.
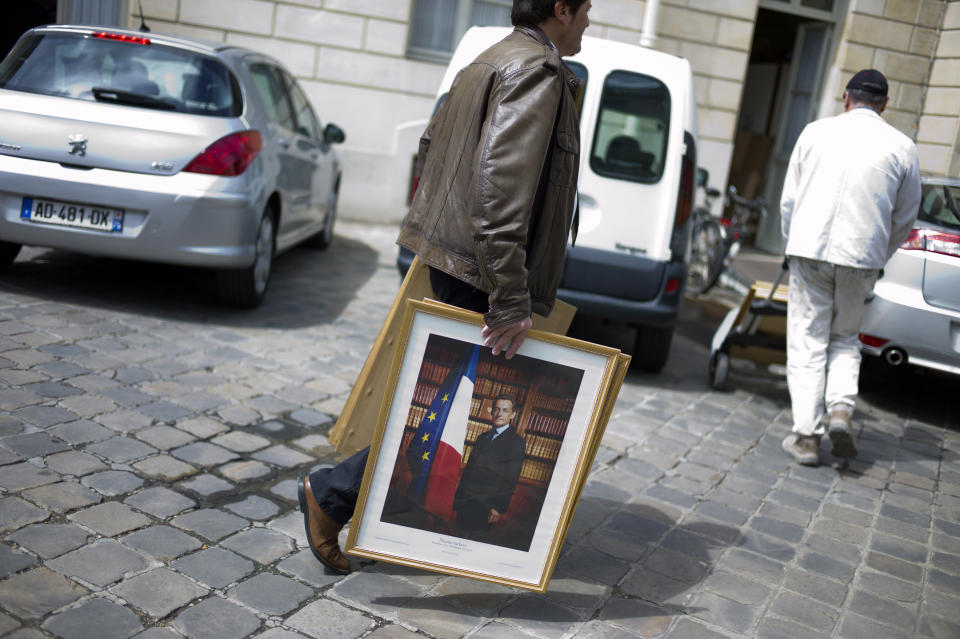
[217,209,275,308]
[306,188,338,250]
[709,351,729,390]
[632,324,673,373]
[0,241,22,272]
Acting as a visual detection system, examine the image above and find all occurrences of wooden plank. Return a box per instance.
[327,257,433,454]
[328,258,578,455]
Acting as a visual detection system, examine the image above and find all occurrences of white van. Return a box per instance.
[400,27,698,372]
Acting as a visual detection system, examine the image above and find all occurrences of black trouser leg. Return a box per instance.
[307,447,368,525]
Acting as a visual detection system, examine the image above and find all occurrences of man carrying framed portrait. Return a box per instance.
[297,0,592,576]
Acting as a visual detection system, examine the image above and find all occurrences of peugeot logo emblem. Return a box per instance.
[67,134,87,156]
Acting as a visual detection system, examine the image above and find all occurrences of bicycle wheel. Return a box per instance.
[687,218,724,294]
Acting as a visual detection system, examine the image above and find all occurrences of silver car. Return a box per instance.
[859,176,960,376]
[0,24,344,307]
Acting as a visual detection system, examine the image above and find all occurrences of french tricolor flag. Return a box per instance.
[407,344,479,525]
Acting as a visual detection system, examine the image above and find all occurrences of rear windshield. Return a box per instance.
[590,71,670,184]
[919,183,960,231]
[0,32,241,116]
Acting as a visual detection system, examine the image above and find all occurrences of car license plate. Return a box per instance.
[20,197,124,233]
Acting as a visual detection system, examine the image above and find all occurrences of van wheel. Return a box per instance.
[632,324,673,373]
[0,241,22,272]
[217,208,275,308]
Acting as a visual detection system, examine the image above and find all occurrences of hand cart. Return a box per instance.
[709,260,789,390]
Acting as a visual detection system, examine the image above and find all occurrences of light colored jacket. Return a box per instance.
[780,107,921,269]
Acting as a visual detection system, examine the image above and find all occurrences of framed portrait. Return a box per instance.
[344,300,629,592]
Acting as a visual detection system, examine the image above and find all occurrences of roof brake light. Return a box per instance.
[93,32,151,45]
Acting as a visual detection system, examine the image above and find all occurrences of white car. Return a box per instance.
[859,176,960,376]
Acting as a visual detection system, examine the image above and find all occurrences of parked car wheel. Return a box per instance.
[633,324,673,372]
[0,241,22,272]
[307,187,338,250]
[217,209,275,308]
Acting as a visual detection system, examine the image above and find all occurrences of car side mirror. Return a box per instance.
[323,123,345,145]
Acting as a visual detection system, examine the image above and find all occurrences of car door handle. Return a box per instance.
[277,138,290,149]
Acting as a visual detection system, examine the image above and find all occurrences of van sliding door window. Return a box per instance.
[407,0,511,62]
[590,71,670,184]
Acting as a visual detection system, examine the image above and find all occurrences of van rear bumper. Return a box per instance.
[558,263,685,326]
[557,245,685,326]
[397,244,686,326]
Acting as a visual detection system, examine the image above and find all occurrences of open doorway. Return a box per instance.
[728,7,832,254]
[2,0,57,60]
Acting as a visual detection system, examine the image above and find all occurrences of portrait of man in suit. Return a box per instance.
[453,394,526,542]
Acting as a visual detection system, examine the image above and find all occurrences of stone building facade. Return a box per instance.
[51,0,958,242]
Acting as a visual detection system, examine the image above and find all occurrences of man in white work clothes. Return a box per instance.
[780,69,921,466]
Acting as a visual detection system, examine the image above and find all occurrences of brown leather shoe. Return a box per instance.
[298,476,350,574]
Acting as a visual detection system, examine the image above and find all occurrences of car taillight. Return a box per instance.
[665,277,681,294]
[184,131,263,176]
[408,170,420,206]
[94,32,150,45]
[859,333,889,348]
[674,147,694,228]
[901,228,960,258]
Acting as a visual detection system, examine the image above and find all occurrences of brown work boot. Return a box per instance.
[298,476,350,574]
[827,408,858,459]
[781,433,821,466]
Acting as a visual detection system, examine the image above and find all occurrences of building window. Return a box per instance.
[408,0,511,63]
[58,0,126,26]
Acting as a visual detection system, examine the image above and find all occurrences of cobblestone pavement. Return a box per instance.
[0,222,958,639]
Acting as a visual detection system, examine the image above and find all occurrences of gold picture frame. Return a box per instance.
[344,300,629,592]
[328,257,577,455]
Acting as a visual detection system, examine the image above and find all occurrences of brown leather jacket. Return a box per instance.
[397,26,581,329]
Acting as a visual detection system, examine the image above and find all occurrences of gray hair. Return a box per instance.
[847,88,886,111]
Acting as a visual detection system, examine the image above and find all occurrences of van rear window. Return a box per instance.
[590,71,670,184]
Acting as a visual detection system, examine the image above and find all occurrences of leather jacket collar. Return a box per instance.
[514,25,581,96]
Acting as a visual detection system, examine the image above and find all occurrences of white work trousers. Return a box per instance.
[786,257,879,436]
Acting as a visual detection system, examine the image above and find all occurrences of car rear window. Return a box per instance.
[0,32,241,116]
[590,70,670,184]
[919,183,960,231]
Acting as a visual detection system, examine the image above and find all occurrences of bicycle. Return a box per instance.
[687,183,767,295]
[685,175,723,295]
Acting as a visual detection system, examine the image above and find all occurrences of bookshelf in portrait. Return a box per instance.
[379,331,585,553]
